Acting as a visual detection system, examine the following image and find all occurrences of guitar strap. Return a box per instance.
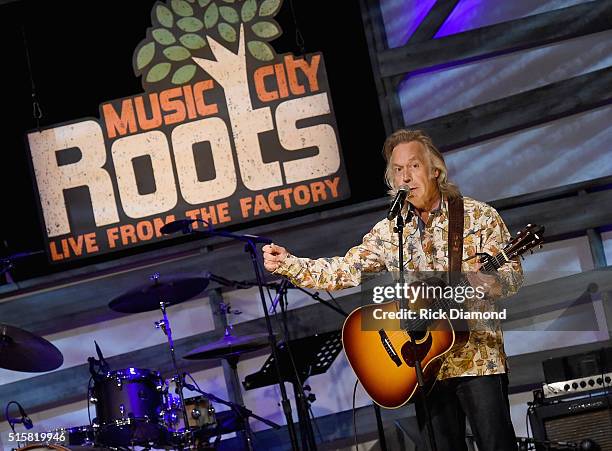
[447,196,464,286]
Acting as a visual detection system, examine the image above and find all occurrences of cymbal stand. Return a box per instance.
[152,277,191,446]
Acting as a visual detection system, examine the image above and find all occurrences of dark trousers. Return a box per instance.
[415,374,517,451]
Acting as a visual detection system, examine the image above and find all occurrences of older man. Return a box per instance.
[263,129,523,451]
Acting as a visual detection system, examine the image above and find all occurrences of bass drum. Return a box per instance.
[47,425,96,447]
[92,367,165,447]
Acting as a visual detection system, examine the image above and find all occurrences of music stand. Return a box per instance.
[243,330,343,450]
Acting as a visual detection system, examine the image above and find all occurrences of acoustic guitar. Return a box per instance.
[341,224,544,408]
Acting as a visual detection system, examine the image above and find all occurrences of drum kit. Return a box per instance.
[2,270,281,450]
[1,221,322,451]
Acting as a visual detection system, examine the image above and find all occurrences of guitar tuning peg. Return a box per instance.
[539,244,543,249]
[521,255,525,261]
[530,250,533,254]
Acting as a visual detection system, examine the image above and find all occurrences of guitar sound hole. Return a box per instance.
[410,331,426,342]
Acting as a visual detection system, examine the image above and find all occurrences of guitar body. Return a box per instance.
[342,300,469,409]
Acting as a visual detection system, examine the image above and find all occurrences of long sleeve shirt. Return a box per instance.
[274,196,523,379]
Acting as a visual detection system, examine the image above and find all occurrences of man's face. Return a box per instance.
[390,141,440,210]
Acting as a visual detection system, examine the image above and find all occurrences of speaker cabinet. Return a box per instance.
[529,394,612,450]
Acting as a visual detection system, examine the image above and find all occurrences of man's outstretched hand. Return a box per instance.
[262,243,289,272]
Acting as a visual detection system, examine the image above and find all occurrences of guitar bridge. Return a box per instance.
[378,330,402,367]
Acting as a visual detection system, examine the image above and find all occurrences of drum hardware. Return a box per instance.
[182,379,280,436]
[108,272,211,448]
[161,218,301,451]
[183,331,281,448]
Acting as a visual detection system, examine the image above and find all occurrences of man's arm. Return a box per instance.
[262,225,386,291]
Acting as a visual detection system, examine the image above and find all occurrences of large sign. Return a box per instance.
[26,0,349,262]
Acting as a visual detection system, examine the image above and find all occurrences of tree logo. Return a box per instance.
[25,0,349,262]
[134,0,282,87]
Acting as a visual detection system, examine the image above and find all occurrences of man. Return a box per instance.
[263,129,523,451]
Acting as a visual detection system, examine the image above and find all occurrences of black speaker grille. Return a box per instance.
[545,409,612,451]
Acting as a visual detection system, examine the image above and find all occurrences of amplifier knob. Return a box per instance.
[579,381,586,388]
[564,384,570,391]
[588,379,595,386]
[597,378,603,384]
[572,383,579,389]
[605,376,611,384]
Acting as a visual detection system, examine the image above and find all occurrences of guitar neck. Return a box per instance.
[399,250,510,333]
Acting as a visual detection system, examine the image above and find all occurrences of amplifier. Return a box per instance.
[543,347,612,384]
[543,372,612,400]
[529,393,612,451]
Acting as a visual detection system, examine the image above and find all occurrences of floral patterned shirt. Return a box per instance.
[274,196,523,379]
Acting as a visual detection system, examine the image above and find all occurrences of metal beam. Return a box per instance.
[359,0,396,134]
[501,189,612,239]
[378,0,612,78]
[410,67,612,151]
[489,175,612,210]
[504,267,612,319]
[407,0,461,44]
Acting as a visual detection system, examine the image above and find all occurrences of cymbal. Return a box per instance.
[0,323,64,372]
[183,333,271,360]
[109,274,209,313]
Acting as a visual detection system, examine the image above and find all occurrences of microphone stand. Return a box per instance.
[395,207,438,451]
[243,238,301,451]
[270,282,348,318]
[272,282,318,451]
[175,222,301,451]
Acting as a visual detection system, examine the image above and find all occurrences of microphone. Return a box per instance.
[10,402,34,430]
[160,219,197,234]
[387,185,410,221]
[94,340,110,372]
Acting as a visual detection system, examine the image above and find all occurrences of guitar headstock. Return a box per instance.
[504,224,545,260]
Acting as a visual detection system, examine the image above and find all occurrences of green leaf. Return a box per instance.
[252,21,280,39]
[177,16,204,32]
[247,40,274,61]
[198,0,212,6]
[218,23,237,42]
[136,41,156,70]
[172,64,197,85]
[222,0,235,3]
[219,6,239,24]
[180,33,207,49]
[156,4,174,28]
[171,0,194,16]
[152,28,176,45]
[259,0,281,17]
[204,3,219,29]
[186,0,196,3]
[241,0,257,22]
[146,62,172,82]
[163,45,191,61]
